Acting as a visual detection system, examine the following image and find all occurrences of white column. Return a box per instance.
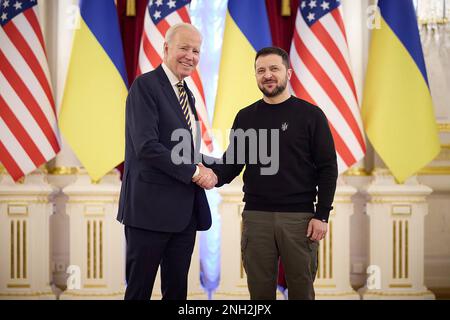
[0,169,56,299]
[315,178,360,299]
[59,170,125,299]
[359,169,435,299]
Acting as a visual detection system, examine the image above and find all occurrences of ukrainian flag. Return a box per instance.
[213,0,272,149]
[59,0,128,181]
[362,0,440,183]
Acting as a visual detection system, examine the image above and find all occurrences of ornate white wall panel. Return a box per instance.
[0,170,56,299]
[360,170,435,299]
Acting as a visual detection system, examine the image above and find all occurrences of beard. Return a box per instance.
[258,76,288,98]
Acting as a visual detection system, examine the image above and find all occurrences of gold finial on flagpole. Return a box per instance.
[281,0,291,16]
[126,0,136,17]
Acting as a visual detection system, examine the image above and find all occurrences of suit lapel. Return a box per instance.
[155,66,191,132]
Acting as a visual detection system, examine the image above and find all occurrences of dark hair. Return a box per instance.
[255,46,290,70]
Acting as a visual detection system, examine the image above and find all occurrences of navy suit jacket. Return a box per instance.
[117,65,211,232]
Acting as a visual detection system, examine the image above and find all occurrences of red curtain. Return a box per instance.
[115,0,148,177]
[265,0,299,52]
[116,0,149,86]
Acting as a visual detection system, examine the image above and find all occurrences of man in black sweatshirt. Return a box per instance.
[204,47,338,300]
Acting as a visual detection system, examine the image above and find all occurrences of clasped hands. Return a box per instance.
[192,163,217,190]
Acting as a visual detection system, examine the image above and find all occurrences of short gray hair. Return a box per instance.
[165,23,202,44]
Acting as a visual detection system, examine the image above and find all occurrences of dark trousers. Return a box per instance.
[241,211,319,300]
[124,215,197,300]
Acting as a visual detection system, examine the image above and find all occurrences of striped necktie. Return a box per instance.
[176,81,192,132]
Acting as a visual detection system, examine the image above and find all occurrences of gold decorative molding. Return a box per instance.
[315,291,359,297]
[47,167,81,175]
[63,290,125,297]
[100,221,103,279]
[363,290,433,297]
[87,220,91,279]
[150,291,207,298]
[393,221,396,279]
[0,291,54,297]
[438,123,450,132]
[405,220,409,279]
[344,167,372,176]
[389,284,412,288]
[315,284,337,288]
[7,284,30,289]
[399,220,403,279]
[0,164,5,174]
[94,220,97,279]
[367,199,426,205]
[368,165,450,179]
[213,291,251,297]
[419,18,449,25]
[393,218,409,281]
[0,199,50,204]
[17,221,20,279]
[66,199,119,204]
[10,221,13,279]
[418,166,450,175]
[372,168,392,176]
[24,220,27,279]
[434,145,450,161]
[330,220,333,278]
[84,284,107,289]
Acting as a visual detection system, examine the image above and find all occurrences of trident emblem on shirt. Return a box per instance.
[281,122,288,131]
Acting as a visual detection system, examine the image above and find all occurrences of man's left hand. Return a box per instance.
[192,163,217,190]
[307,218,328,241]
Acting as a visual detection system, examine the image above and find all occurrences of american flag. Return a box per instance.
[290,0,366,172]
[137,0,213,152]
[0,0,60,181]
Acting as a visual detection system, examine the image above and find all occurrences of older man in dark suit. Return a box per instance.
[117,23,217,300]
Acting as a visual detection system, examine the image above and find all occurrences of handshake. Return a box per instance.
[192,163,218,190]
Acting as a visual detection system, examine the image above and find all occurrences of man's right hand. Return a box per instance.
[192,163,217,190]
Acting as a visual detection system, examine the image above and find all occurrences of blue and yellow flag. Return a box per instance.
[59,0,128,181]
[362,0,440,183]
[213,0,272,149]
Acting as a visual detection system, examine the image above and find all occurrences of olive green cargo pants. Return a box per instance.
[241,210,319,300]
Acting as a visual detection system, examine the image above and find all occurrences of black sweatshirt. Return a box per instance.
[212,96,338,222]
